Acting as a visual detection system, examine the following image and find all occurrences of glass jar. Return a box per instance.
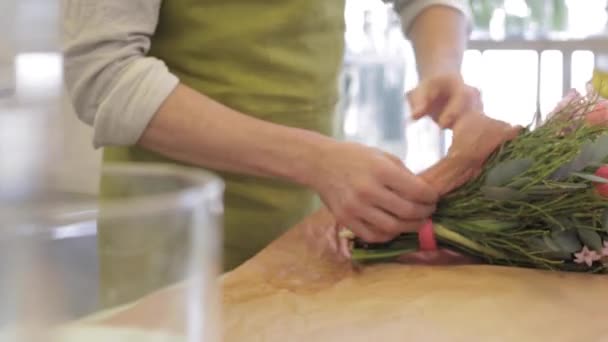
[0,163,224,342]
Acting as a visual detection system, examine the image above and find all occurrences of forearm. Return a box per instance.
[138,83,330,186]
[407,5,468,79]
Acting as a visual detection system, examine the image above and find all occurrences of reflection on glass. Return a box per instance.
[0,164,224,342]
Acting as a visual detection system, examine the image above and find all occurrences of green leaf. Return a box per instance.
[569,142,596,172]
[481,186,527,201]
[551,229,582,253]
[466,219,519,232]
[528,237,572,259]
[543,234,562,252]
[484,158,534,187]
[563,136,608,176]
[601,209,608,233]
[589,134,608,163]
[570,172,608,184]
[549,136,608,179]
[509,177,534,189]
[550,220,568,233]
[577,228,603,252]
[550,163,573,180]
[543,234,574,259]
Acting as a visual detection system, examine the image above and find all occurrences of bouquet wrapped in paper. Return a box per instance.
[353,89,608,274]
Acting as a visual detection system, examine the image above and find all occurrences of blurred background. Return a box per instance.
[340,0,608,172]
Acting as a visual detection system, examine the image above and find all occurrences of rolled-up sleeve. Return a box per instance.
[386,0,472,35]
[62,0,179,148]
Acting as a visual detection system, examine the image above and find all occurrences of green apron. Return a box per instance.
[98,0,346,306]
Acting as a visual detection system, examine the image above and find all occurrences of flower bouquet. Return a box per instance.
[353,89,608,273]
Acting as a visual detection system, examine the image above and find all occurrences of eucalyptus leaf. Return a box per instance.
[564,135,608,176]
[569,142,595,172]
[589,134,608,163]
[485,158,534,187]
[509,177,534,189]
[467,219,519,232]
[602,209,608,233]
[570,172,608,184]
[549,163,573,180]
[551,229,582,253]
[528,237,572,259]
[481,186,527,201]
[543,234,562,252]
[570,134,608,172]
[576,228,603,252]
[550,218,574,233]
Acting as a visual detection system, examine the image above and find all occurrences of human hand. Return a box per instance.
[421,112,521,196]
[407,73,482,129]
[308,141,438,244]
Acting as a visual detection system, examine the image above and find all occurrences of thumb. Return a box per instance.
[437,95,465,129]
[408,83,440,120]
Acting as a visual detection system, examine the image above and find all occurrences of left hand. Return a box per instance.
[422,112,521,196]
[407,73,482,129]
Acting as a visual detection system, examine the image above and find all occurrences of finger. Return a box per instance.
[383,152,406,168]
[348,219,394,244]
[437,92,467,129]
[399,219,428,233]
[472,87,484,110]
[358,206,403,236]
[383,168,439,205]
[370,187,436,221]
[508,125,523,140]
[407,88,428,120]
[408,85,440,120]
[325,224,340,254]
[335,226,353,259]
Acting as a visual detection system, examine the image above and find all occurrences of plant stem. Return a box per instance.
[434,223,506,259]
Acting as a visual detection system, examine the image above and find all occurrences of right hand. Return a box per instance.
[308,141,439,243]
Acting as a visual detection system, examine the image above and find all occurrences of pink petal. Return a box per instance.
[574,251,587,264]
[584,251,602,267]
[574,246,600,267]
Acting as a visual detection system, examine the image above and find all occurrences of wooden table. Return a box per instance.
[93,209,608,342]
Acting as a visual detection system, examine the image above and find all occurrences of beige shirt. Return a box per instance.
[62,0,471,148]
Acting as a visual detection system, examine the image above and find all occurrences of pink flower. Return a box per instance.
[547,89,581,119]
[574,246,601,267]
[585,101,608,126]
[601,241,608,257]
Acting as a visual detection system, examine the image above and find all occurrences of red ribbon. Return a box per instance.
[418,219,438,251]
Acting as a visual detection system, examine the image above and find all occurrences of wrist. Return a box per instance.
[280,128,336,189]
[419,64,462,82]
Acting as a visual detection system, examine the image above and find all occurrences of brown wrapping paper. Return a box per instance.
[97,208,608,341]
